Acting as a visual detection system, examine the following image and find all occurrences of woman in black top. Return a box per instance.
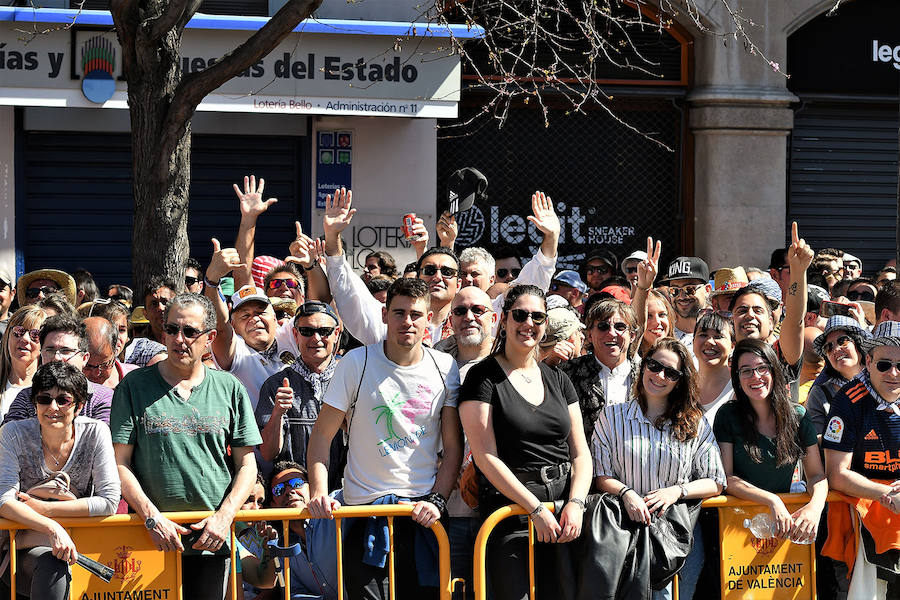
[459,285,591,600]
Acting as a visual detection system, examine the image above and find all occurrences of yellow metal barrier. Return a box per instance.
[0,505,452,600]
[472,492,848,600]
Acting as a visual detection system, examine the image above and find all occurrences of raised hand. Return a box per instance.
[207,238,247,282]
[527,191,560,238]
[636,236,662,290]
[786,222,814,273]
[410,216,429,258]
[323,187,355,236]
[436,211,458,249]
[235,175,277,218]
[287,221,315,268]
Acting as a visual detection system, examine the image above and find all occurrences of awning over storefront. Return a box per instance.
[0,7,480,117]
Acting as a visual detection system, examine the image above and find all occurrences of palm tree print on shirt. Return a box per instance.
[372,384,436,444]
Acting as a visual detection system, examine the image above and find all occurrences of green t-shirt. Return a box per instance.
[713,402,817,493]
[110,365,262,512]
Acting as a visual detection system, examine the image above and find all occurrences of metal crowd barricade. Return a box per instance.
[472,492,848,600]
[0,504,452,600]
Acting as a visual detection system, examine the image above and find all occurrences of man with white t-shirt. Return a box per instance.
[204,238,300,408]
[308,277,462,600]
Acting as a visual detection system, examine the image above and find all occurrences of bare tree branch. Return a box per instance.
[145,0,190,41]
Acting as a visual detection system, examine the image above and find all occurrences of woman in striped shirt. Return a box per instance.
[592,337,726,600]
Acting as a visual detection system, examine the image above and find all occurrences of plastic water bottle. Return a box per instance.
[743,513,813,544]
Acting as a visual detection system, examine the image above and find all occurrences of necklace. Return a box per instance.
[42,440,65,468]
[518,370,533,384]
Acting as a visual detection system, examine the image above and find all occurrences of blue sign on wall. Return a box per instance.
[316,130,352,209]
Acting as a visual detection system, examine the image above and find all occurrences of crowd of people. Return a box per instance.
[0,175,897,600]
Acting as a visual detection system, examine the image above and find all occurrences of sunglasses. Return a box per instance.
[271,477,305,497]
[496,268,521,279]
[875,360,900,373]
[185,276,201,287]
[364,264,380,272]
[25,286,59,299]
[420,265,458,278]
[34,393,76,407]
[296,326,336,337]
[163,323,213,339]
[509,309,546,324]
[644,357,682,381]
[847,290,875,302]
[625,266,638,274]
[823,335,853,355]
[11,325,40,343]
[149,297,171,309]
[738,365,771,379]
[594,321,629,333]
[585,265,612,275]
[268,279,300,290]
[669,285,703,298]
[451,304,490,317]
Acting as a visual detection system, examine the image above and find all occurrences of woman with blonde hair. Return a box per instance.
[0,306,48,420]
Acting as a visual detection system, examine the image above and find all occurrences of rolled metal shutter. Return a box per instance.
[20,130,303,288]
[787,100,899,274]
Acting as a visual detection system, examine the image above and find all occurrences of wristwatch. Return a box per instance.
[144,515,158,530]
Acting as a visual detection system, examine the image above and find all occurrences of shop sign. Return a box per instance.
[316,130,353,209]
[0,22,460,117]
[315,211,425,274]
[719,505,813,600]
[71,524,177,599]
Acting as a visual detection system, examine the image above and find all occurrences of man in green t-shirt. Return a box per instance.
[111,293,262,600]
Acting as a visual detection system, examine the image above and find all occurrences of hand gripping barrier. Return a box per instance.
[0,504,453,600]
[472,492,849,600]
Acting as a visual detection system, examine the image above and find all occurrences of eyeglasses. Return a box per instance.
[510,309,547,324]
[451,304,490,317]
[669,285,703,298]
[738,364,771,379]
[847,290,876,302]
[625,266,638,274]
[496,268,521,279]
[25,286,59,299]
[875,360,900,373]
[594,321,629,333]
[41,347,80,361]
[11,326,40,343]
[823,335,853,355]
[271,477,305,497]
[420,265,458,278]
[84,357,116,372]
[34,393,76,408]
[585,265,612,276]
[644,357,682,381]
[268,279,300,290]
[296,326,337,337]
[185,276,201,287]
[163,323,213,339]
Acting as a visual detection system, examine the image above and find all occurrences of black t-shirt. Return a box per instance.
[459,357,577,471]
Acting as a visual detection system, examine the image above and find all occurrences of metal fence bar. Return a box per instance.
[229,522,238,600]
[388,516,396,600]
[8,530,15,600]
[527,519,536,600]
[335,516,344,600]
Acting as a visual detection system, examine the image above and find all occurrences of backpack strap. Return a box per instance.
[343,346,368,443]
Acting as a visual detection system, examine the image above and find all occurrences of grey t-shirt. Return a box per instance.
[0,416,120,516]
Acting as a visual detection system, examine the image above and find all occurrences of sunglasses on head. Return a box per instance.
[496,268,521,279]
[296,326,336,337]
[185,276,201,287]
[823,335,852,355]
[11,325,40,343]
[271,477,305,497]
[847,290,875,302]
[420,265,458,278]
[25,285,59,299]
[269,279,300,290]
[875,360,900,373]
[34,393,76,407]
[644,357,682,381]
[595,321,629,333]
[163,323,213,339]
[451,304,490,317]
[510,309,546,324]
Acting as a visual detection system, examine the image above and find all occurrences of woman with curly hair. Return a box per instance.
[714,338,828,542]
[593,337,726,600]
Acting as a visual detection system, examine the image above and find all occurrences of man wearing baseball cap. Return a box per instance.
[579,249,618,293]
[620,250,647,290]
[660,256,710,349]
[823,321,900,599]
[549,270,587,309]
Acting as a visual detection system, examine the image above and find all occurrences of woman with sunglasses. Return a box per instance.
[807,316,871,441]
[0,306,48,421]
[0,361,120,599]
[714,339,827,543]
[639,290,675,357]
[459,285,591,600]
[593,337,725,600]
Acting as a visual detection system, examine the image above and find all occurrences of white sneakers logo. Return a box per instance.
[873,41,900,70]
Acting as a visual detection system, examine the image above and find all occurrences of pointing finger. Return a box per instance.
[295,221,303,238]
[791,221,799,246]
[211,238,221,253]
